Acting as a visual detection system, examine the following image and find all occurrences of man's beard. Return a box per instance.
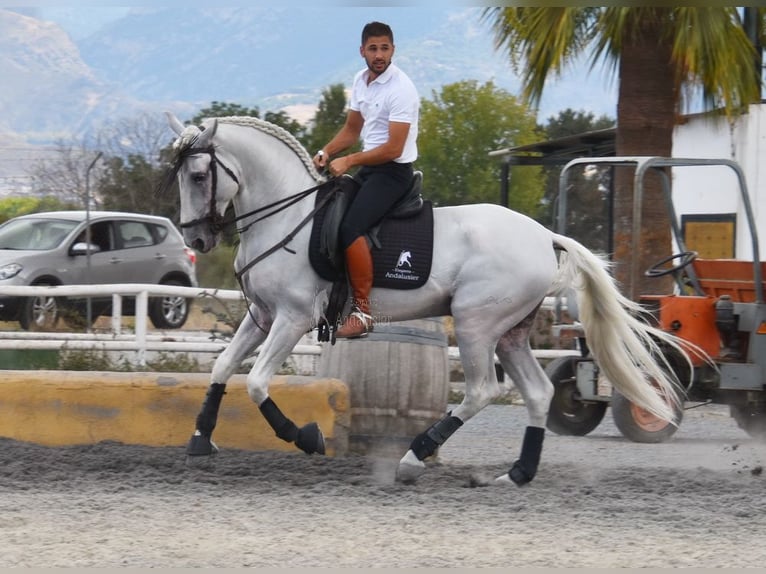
[367,59,390,76]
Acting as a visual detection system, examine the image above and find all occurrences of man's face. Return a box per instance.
[360,35,394,78]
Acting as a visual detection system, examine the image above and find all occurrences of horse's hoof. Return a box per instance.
[494,473,513,485]
[494,463,533,486]
[396,450,426,484]
[508,461,533,486]
[296,422,325,455]
[187,432,219,456]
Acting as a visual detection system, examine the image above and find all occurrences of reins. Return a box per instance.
[233,180,337,281]
[232,179,338,337]
[176,144,332,235]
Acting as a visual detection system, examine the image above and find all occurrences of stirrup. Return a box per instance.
[336,309,374,339]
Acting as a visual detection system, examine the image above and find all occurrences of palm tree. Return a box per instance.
[485,7,762,298]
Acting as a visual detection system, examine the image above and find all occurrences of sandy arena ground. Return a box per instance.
[1,402,765,568]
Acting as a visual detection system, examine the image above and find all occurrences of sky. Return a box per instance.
[25,4,618,123]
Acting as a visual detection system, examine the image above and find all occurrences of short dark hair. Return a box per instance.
[361,21,393,45]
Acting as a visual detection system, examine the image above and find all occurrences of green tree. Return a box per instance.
[418,80,544,213]
[544,108,613,140]
[0,196,75,224]
[191,101,305,140]
[190,101,262,125]
[264,110,305,141]
[99,154,177,219]
[485,7,762,297]
[302,84,349,155]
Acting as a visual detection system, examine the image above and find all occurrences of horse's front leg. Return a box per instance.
[247,314,326,455]
[187,303,270,461]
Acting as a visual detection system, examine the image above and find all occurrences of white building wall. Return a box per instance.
[672,103,766,260]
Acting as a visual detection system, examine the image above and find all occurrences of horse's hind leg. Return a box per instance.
[187,303,269,461]
[493,313,554,486]
[397,333,501,483]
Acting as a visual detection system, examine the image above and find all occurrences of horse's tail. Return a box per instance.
[550,233,692,424]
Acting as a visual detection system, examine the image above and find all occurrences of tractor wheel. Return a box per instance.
[611,386,684,443]
[729,405,766,440]
[545,355,607,436]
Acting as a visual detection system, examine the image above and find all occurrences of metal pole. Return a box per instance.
[84,151,103,331]
[499,160,510,208]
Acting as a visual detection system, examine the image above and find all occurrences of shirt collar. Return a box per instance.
[364,63,396,85]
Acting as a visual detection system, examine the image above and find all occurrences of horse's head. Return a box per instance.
[164,112,241,253]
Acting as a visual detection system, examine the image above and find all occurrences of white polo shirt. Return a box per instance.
[349,63,419,164]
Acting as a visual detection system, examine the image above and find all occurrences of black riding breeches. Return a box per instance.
[339,162,413,249]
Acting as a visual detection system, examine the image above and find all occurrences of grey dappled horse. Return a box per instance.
[164,112,691,486]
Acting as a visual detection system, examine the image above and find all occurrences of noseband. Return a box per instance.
[178,145,240,234]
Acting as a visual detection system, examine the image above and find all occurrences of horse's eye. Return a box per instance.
[192,172,207,184]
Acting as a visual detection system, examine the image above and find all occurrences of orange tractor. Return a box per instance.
[546,156,766,442]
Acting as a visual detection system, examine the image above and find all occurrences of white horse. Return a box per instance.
[164,112,691,486]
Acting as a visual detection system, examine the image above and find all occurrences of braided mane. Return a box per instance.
[216,116,325,182]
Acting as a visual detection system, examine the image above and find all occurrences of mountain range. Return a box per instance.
[0,6,616,192]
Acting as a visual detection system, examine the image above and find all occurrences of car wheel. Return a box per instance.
[149,280,190,329]
[20,283,59,331]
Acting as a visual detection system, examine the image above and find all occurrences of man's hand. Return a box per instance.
[328,156,352,177]
[313,150,328,171]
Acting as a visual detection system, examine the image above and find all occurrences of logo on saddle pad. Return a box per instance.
[387,249,419,282]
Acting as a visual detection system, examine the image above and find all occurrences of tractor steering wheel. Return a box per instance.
[644,251,698,278]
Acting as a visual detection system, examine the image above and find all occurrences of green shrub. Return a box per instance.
[195,244,239,289]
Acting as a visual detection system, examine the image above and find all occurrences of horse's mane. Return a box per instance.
[215,116,324,182]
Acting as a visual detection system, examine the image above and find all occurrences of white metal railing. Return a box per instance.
[0,284,246,366]
[0,285,576,367]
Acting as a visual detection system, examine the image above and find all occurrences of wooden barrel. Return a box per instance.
[317,317,450,456]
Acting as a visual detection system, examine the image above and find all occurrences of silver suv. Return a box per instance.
[0,210,198,330]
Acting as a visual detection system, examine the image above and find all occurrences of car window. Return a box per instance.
[0,218,78,250]
[85,221,115,252]
[117,221,155,249]
[151,223,169,243]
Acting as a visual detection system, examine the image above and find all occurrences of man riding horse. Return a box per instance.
[313,21,419,339]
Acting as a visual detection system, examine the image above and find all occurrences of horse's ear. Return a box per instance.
[165,111,186,136]
[197,118,218,148]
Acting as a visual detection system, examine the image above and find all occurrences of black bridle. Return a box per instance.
[176,145,240,234]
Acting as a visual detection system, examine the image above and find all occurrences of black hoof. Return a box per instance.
[186,433,219,457]
[508,461,534,486]
[295,422,325,455]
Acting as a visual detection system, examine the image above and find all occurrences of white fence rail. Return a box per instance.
[0,285,576,368]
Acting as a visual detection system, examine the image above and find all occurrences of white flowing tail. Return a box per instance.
[551,233,691,424]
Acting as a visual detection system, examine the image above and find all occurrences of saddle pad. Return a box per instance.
[308,194,434,290]
[371,202,433,290]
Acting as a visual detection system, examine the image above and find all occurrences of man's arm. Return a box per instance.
[314,110,364,169]
[327,121,409,176]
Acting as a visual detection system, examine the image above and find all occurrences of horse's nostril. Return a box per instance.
[192,238,205,252]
